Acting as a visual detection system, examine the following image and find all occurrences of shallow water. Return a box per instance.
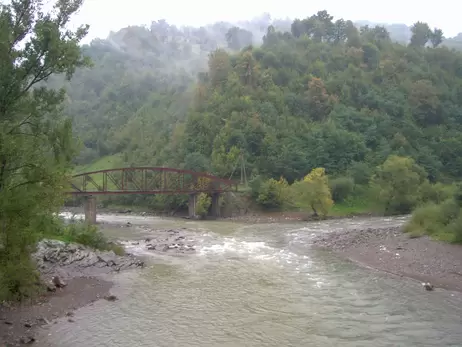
[42,215,462,346]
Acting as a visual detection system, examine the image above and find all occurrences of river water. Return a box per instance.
[40,215,462,346]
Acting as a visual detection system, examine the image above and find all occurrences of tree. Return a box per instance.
[430,28,444,48]
[291,168,333,217]
[410,22,431,47]
[0,0,89,300]
[225,27,253,51]
[306,78,335,121]
[372,155,428,215]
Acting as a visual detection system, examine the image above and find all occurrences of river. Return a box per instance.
[39,215,462,346]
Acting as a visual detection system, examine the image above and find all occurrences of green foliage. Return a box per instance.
[291,168,333,217]
[42,215,125,255]
[371,155,428,215]
[58,12,462,193]
[0,0,89,301]
[405,197,462,243]
[195,193,212,218]
[255,177,289,209]
[329,177,355,203]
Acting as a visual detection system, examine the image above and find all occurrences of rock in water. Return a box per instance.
[422,282,434,291]
[104,295,118,302]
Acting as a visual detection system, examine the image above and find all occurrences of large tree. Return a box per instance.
[0,0,89,300]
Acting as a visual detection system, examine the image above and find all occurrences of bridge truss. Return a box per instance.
[69,167,238,196]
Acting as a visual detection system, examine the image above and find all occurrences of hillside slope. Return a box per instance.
[56,12,462,184]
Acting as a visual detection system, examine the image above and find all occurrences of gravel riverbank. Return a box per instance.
[312,226,462,292]
[0,239,144,346]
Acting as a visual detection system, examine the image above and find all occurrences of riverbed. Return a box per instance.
[37,214,462,346]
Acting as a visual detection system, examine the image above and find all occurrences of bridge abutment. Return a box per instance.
[188,194,196,218]
[211,193,220,218]
[84,195,97,225]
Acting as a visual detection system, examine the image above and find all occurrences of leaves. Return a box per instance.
[0,0,88,300]
[291,168,333,217]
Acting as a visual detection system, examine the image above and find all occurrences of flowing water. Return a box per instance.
[41,215,462,346]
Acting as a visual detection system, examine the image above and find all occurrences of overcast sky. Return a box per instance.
[70,0,460,42]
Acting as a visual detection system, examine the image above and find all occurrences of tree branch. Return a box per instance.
[9,179,42,191]
[8,1,32,53]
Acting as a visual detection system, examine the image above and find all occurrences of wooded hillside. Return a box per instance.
[57,12,462,185]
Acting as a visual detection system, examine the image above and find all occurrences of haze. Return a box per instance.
[72,0,460,42]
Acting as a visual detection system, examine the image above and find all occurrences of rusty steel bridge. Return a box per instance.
[68,167,239,224]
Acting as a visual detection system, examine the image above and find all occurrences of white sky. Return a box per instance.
[69,0,460,42]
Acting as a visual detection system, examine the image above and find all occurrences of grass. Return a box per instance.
[42,217,125,256]
[71,154,124,191]
[73,154,124,175]
[330,196,376,217]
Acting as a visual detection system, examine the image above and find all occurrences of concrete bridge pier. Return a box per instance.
[188,193,196,218]
[84,195,97,225]
[211,193,220,218]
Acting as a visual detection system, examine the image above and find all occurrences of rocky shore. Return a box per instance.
[0,240,144,346]
[312,226,462,292]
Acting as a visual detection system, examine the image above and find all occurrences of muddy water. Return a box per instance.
[42,215,462,346]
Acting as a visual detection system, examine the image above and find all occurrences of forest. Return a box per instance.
[56,11,462,206]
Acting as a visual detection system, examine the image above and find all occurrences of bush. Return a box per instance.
[0,254,42,302]
[420,182,455,205]
[329,176,354,203]
[195,193,212,218]
[255,177,289,209]
[404,197,462,243]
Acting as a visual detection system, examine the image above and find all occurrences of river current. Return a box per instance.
[39,215,462,346]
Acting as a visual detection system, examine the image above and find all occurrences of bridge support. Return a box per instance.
[211,193,220,218]
[188,194,196,218]
[84,195,97,225]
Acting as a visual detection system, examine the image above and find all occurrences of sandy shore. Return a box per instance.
[312,226,462,292]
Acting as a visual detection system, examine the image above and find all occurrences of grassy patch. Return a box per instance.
[42,217,125,255]
[330,196,375,217]
[74,154,124,175]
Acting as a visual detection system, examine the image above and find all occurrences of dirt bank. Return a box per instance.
[0,240,144,346]
[312,226,462,292]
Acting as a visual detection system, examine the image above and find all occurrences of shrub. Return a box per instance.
[329,176,354,203]
[404,197,462,243]
[256,177,289,209]
[195,193,212,218]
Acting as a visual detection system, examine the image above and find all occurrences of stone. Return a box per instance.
[104,295,118,302]
[52,276,66,288]
[423,282,434,291]
[19,335,36,344]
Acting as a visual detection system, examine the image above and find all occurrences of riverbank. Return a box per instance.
[0,240,144,346]
[312,226,462,292]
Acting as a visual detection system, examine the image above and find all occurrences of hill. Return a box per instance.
[54,11,462,187]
